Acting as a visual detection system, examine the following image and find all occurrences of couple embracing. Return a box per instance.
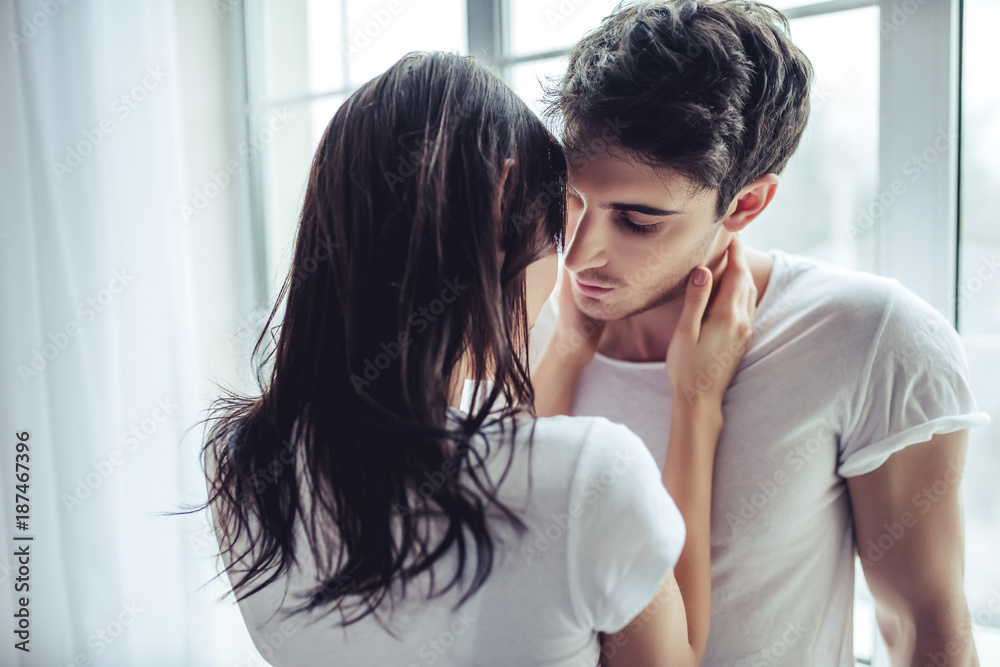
[202,2,988,665]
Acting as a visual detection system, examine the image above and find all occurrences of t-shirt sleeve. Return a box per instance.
[565,418,686,634]
[838,281,990,478]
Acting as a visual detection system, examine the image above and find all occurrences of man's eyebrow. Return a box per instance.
[607,202,683,216]
[566,183,683,217]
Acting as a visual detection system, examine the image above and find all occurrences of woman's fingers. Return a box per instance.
[708,235,754,324]
[676,265,713,343]
[665,236,758,399]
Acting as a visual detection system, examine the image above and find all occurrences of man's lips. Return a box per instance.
[574,277,614,297]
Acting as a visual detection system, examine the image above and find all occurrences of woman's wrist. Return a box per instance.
[547,324,601,369]
[670,390,724,429]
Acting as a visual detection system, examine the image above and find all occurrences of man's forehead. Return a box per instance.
[566,156,706,208]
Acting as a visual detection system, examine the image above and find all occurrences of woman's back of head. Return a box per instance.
[202,51,566,627]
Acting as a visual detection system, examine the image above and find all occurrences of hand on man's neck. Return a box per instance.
[596,243,774,364]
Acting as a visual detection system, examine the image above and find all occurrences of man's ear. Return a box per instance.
[721,173,779,233]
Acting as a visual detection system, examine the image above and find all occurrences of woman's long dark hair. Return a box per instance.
[199,52,566,627]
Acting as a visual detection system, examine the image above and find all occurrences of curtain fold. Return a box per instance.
[0,1,222,664]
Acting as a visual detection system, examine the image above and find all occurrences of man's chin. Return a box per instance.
[580,284,686,321]
[571,292,619,323]
[575,292,643,323]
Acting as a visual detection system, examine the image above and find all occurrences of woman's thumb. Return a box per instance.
[677,266,712,338]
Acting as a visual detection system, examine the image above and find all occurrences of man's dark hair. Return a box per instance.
[547,0,814,219]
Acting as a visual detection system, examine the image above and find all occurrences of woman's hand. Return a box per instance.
[648,234,757,662]
[603,236,759,666]
[552,264,606,364]
[665,234,757,408]
[531,265,607,417]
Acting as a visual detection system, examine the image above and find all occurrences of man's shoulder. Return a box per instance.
[771,249,904,320]
[771,250,957,354]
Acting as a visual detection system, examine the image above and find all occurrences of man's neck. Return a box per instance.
[596,245,775,363]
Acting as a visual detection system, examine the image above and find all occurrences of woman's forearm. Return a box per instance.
[662,400,723,660]
[531,331,591,417]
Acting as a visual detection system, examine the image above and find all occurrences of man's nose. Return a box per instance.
[563,208,608,274]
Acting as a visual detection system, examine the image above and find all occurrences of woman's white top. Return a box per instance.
[212,414,685,667]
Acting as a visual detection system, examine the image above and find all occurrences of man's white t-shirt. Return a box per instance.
[529,248,990,666]
[214,414,686,666]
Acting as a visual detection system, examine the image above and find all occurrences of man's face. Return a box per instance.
[564,148,728,322]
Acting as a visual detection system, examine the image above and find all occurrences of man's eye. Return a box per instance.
[617,213,659,235]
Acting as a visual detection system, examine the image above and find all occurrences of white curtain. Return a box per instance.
[0,1,224,665]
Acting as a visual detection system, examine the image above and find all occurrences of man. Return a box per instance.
[529,1,990,665]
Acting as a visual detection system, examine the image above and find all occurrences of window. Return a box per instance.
[958,0,1000,658]
[242,0,467,301]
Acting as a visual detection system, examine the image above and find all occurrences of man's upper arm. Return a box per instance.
[848,430,972,638]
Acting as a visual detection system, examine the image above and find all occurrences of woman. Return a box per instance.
[200,52,754,666]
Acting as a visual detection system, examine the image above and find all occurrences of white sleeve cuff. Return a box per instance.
[597,513,685,634]
[838,412,990,478]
